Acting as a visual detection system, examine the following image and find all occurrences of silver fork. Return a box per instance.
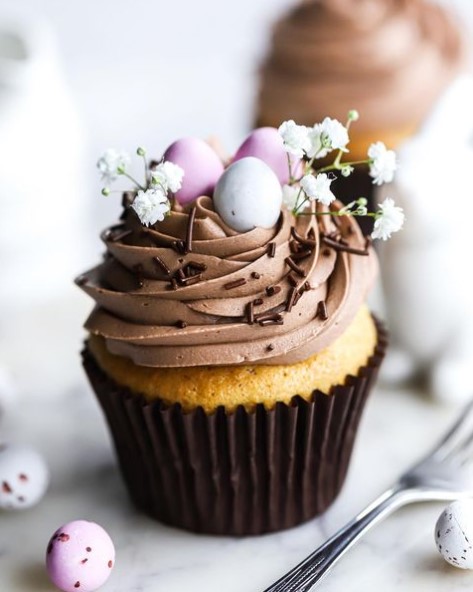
[264,399,473,592]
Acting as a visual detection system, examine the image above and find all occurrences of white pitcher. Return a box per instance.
[0,15,88,310]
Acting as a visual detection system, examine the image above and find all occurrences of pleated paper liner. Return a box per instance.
[83,319,387,536]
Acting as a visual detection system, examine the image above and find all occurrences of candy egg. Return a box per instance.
[163,137,224,204]
[233,127,301,184]
[46,520,115,592]
[0,443,49,509]
[213,156,282,232]
[435,500,473,569]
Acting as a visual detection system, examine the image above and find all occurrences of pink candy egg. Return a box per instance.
[233,127,301,184]
[163,137,224,204]
[46,520,115,592]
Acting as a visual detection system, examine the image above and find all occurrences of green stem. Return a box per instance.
[121,171,146,191]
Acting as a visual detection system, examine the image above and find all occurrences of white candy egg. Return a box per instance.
[435,500,473,569]
[213,157,282,232]
[0,443,49,510]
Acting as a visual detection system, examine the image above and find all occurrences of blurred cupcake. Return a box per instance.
[257,0,467,155]
[77,128,396,535]
[256,0,468,228]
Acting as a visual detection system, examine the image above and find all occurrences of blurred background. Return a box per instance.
[1,0,473,400]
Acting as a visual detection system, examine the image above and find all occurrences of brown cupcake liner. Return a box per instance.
[82,319,387,536]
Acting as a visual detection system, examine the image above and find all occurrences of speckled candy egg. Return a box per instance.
[233,127,301,184]
[0,443,49,509]
[163,137,224,204]
[435,500,473,569]
[46,520,115,592]
[213,157,282,232]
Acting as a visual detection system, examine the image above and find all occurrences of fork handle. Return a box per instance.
[263,487,410,592]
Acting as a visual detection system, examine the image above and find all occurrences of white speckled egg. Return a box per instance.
[0,443,49,509]
[435,500,473,569]
[213,157,282,232]
[233,127,301,184]
[163,137,224,205]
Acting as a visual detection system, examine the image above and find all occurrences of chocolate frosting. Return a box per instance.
[256,0,468,135]
[77,197,376,367]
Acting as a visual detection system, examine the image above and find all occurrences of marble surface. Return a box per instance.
[1,299,472,592]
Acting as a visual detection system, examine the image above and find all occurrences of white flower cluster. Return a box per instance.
[97,149,130,185]
[278,113,404,240]
[150,161,184,193]
[368,142,397,185]
[131,189,170,226]
[96,147,185,227]
[278,117,349,160]
[372,197,405,240]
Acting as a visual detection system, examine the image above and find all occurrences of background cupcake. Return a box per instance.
[256,0,473,403]
[77,125,396,535]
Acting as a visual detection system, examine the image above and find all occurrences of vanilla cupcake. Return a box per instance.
[78,132,390,535]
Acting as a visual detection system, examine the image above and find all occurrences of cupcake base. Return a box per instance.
[83,320,387,536]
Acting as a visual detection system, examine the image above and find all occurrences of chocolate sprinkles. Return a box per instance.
[251,272,261,279]
[286,287,298,312]
[291,227,316,247]
[266,285,282,297]
[185,207,197,254]
[287,273,298,287]
[322,235,369,256]
[172,240,186,254]
[175,320,188,329]
[253,298,264,306]
[152,255,171,276]
[316,300,329,321]
[267,242,276,257]
[224,278,247,290]
[246,301,255,325]
[285,256,307,277]
[110,228,133,243]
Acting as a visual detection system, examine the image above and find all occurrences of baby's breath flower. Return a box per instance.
[371,197,405,240]
[97,149,130,185]
[278,120,310,158]
[282,184,301,211]
[347,109,359,122]
[150,161,184,193]
[300,173,336,206]
[307,117,349,158]
[368,142,397,185]
[131,188,170,226]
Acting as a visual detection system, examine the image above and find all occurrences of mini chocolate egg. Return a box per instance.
[46,520,115,592]
[0,443,49,509]
[233,127,301,184]
[163,137,224,204]
[435,500,473,569]
[213,156,282,232]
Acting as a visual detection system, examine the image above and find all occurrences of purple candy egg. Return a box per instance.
[163,137,224,205]
[233,127,301,184]
[46,520,115,592]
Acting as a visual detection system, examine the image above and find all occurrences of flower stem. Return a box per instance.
[121,171,145,191]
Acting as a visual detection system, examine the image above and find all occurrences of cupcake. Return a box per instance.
[255,0,468,229]
[77,127,398,535]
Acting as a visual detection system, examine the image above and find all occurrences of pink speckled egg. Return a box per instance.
[46,520,115,592]
[163,137,224,204]
[233,127,301,184]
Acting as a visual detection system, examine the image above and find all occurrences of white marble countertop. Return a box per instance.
[1,297,472,592]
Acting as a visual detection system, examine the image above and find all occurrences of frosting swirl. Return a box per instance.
[77,196,376,367]
[256,0,468,144]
